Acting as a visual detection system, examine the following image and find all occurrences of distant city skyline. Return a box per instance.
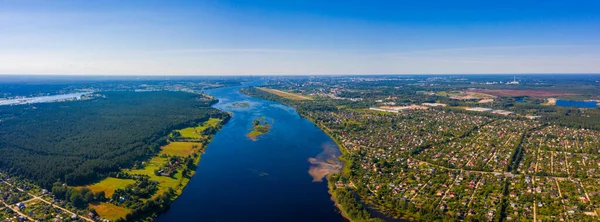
[1,0,600,75]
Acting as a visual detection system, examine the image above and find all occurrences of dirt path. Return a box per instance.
[533,200,537,222]
[532,176,537,222]
[410,179,431,201]
[483,150,497,169]
[551,151,554,174]
[554,179,569,221]
[21,197,38,204]
[535,137,543,173]
[437,170,462,207]
[450,134,482,165]
[1,180,94,222]
[467,179,482,207]
[578,179,598,217]
[0,200,34,221]
[564,151,571,178]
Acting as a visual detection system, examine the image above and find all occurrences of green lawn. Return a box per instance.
[160,142,202,157]
[84,177,136,198]
[126,154,194,198]
[88,141,199,202]
[176,118,221,139]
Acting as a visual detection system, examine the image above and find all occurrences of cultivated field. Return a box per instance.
[160,142,202,156]
[176,118,221,139]
[83,117,221,220]
[447,91,496,100]
[257,87,313,100]
[85,177,136,197]
[89,203,131,221]
[126,154,190,197]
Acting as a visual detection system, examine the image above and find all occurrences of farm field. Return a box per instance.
[257,87,313,100]
[84,177,136,197]
[89,203,131,221]
[176,118,222,139]
[78,117,224,221]
[126,155,191,197]
[160,142,202,156]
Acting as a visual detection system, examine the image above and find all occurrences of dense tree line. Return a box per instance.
[0,91,229,188]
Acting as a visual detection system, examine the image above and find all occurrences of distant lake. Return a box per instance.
[0,92,92,106]
[555,100,598,108]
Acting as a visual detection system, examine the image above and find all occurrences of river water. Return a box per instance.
[0,92,92,106]
[157,83,347,222]
[555,100,598,108]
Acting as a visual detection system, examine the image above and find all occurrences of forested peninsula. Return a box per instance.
[0,91,230,221]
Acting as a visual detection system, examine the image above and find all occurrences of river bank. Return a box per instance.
[84,116,229,221]
[304,116,376,222]
[238,87,415,222]
[157,82,347,222]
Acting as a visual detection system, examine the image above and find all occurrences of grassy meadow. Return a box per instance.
[89,203,131,221]
[160,142,202,156]
[175,118,221,139]
[257,87,312,100]
[85,177,136,197]
[82,118,222,220]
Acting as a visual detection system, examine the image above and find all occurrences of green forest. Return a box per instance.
[0,91,228,188]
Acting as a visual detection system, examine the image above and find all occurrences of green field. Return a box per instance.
[75,117,222,221]
[126,155,191,197]
[85,177,136,197]
[160,142,202,156]
[90,203,131,221]
[176,118,222,139]
[85,141,198,201]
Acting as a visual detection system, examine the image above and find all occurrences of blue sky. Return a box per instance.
[1,0,599,75]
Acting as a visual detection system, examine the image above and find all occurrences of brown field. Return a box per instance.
[448,91,496,100]
[90,203,131,221]
[471,89,575,97]
[257,87,312,100]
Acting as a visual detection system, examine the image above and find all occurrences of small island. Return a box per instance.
[247,117,271,141]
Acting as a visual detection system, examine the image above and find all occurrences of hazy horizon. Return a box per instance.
[2,0,599,75]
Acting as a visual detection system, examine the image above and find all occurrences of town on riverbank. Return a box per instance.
[242,75,600,222]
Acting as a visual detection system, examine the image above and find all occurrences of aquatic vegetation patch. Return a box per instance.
[247,116,271,141]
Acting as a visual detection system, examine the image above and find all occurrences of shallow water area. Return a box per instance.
[157,82,347,222]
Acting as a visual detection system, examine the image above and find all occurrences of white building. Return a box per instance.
[507,76,519,85]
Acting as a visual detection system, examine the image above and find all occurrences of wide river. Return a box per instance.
[158,83,347,222]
